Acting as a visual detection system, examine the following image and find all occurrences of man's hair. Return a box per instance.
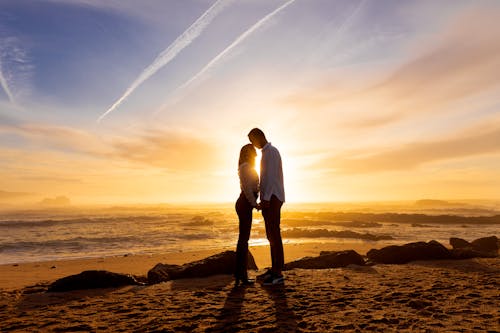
[248,128,266,139]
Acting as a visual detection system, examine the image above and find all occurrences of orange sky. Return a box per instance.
[1,1,499,205]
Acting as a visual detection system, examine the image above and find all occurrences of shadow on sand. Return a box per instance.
[207,284,247,332]
[209,282,298,332]
[263,284,299,332]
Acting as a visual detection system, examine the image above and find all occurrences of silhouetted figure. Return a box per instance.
[234,144,259,286]
[248,128,285,286]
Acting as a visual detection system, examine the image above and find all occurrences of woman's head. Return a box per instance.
[239,144,257,166]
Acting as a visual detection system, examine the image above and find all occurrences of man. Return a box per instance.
[248,128,285,286]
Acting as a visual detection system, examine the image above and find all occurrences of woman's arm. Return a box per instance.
[240,164,258,207]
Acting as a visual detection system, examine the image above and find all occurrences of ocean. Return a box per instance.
[1,205,499,264]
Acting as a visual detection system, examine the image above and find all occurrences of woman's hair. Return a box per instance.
[239,144,257,166]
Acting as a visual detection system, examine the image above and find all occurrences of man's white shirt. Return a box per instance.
[260,142,285,202]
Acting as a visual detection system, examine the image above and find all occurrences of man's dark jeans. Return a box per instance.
[262,194,284,273]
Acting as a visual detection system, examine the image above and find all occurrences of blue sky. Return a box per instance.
[1,0,499,204]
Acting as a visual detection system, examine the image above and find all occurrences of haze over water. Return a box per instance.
[1,201,499,265]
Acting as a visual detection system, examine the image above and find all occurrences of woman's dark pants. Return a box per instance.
[235,192,253,280]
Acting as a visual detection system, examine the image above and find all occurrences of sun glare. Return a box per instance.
[251,146,305,203]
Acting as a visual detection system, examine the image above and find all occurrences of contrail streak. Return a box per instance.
[155,0,296,115]
[334,0,366,38]
[0,60,15,104]
[97,0,231,122]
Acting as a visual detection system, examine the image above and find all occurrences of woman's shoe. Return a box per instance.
[235,277,255,287]
[240,278,255,286]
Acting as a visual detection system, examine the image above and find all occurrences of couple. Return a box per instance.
[235,128,285,287]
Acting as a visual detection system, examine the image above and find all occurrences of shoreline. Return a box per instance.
[0,241,385,291]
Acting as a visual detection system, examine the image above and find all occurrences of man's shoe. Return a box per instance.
[256,269,273,282]
[262,274,284,286]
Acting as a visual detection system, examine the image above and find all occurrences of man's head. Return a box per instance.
[248,128,267,149]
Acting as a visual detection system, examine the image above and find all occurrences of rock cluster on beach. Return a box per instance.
[366,240,451,264]
[48,270,143,292]
[284,250,365,270]
[147,250,258,284]
[449,235,498,259]
[366,236,498,264]
[46,236,498,292]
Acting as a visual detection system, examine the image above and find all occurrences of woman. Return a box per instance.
[235,144,260,286]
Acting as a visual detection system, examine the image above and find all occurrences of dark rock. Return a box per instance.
[48,270,143,292]
[471,236,498,255]
[449,236,498,258]
[147,263,181,284]
[367,240,451,264]
[147,250,258,284]
[450,248,497,259]
[450,237,471,249]
[284,250,365,270]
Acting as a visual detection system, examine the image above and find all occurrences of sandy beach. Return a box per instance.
[1,242,499,332]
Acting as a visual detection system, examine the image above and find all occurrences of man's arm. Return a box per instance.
[260,147,280,203]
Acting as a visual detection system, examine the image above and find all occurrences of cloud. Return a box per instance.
[20,176,83,183]
[0,122,106,155]
[0,120,223,173]
[321,122,500,174]
[97,0,231,122]
[109,130,222,172]
[0,28,34,105]
[283,6,500,128]
[0,54,15,103]
[369,8,500,102]
[156,0,297,114]
[0,190,37,200]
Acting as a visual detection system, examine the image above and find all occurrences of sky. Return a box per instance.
[0,0,499,205]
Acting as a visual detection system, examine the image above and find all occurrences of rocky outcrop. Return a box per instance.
[471,236,498,254]
[367,241,451,264]
[48,270,143,292]
[148,250,257,284]
[449,236,498,259]
[450,237,471,249]
[284,250,365,270]
[449,248,496,259]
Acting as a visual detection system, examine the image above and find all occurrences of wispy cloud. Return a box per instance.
[156,0,296,114]
[0,122,106,156]
[0,121,222,173]
[0,57,15,104]
[109,131,222,172]
[320,121,500,174]
[97,0,231,122]
[0,32,34,106]
[283,7,500,129]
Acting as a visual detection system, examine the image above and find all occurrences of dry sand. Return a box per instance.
[1,243,499,332]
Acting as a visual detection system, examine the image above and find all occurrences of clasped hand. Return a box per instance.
[255,200,270,211]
